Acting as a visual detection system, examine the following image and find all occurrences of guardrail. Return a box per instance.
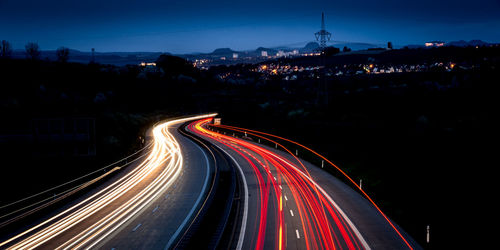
[172,121,238,249]
[208,123,415,250]
[0,141,153,231]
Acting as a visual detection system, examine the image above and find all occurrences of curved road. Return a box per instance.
[0,114,216,249]
[186,118,422,250]
[2,114,422,250]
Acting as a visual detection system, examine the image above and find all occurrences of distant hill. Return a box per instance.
[211,48,235,55]
[254,47,277,56]
[301,42,319,52]
[446,40,493,47]
[331,42,382,51]
[300,41,383,52]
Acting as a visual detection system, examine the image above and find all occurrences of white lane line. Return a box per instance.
[132,223,142,232]
[290,210,294,217]
[266,150,371,250]
[295,229,300,239]
[213,144,249,250]
[274,176,277,181]
[164,140,211,249]
[152,205,159,213]
[284,195,288,201]
[279,185,282,190]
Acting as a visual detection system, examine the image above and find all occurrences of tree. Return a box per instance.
[342,46,352,52]
[56,47,70,63]
[155,54,195,78]
[1,40,13,58]
[25,42,40,60]
[322,46,340,56]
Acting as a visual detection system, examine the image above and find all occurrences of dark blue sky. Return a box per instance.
[1,0,499,53]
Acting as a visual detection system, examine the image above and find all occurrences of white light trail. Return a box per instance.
[1,114,216,249]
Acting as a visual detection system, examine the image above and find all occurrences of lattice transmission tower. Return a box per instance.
[315,12,331,48]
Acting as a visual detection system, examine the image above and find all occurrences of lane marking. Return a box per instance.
[46,117,216,250]
[164,139,211,249]
[6,117,206,249]
[132,223,142,232]
[290,210,294,217]
[152,205,159,213]
[266,150,371,249]
[284,195,288,201]
[213,144,249,250]
[295,229,300,239]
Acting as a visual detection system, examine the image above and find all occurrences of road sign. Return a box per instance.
[213,118,221,125]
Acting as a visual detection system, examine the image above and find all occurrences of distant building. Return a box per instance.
[261,51,268,57]
[277,50,285,57]
[425,41,445,47]
[233,53,238,59]
[292,49,299,55]
[139,62,156,67]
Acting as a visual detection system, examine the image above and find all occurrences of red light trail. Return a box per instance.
[212,123,413,250]
[187,118,376,250]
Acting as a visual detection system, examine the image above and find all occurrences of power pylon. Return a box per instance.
[315,12,331,48]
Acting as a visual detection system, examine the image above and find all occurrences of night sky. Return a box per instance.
[1,0,499,53]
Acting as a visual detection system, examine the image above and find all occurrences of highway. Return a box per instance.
[0,114,217,249]
[1,114,421,249]
[186,118,422,250]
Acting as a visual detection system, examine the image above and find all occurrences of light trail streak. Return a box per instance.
[189,119,366,250]
[188,120,276,250]
[0,114,216,249]
[212,124,413,250]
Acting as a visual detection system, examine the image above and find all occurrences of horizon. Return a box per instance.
[5,39,499,54]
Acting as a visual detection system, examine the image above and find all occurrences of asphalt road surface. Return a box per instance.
[187,118,422,250]
[0,114,216,249]
[1,114,422,250]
